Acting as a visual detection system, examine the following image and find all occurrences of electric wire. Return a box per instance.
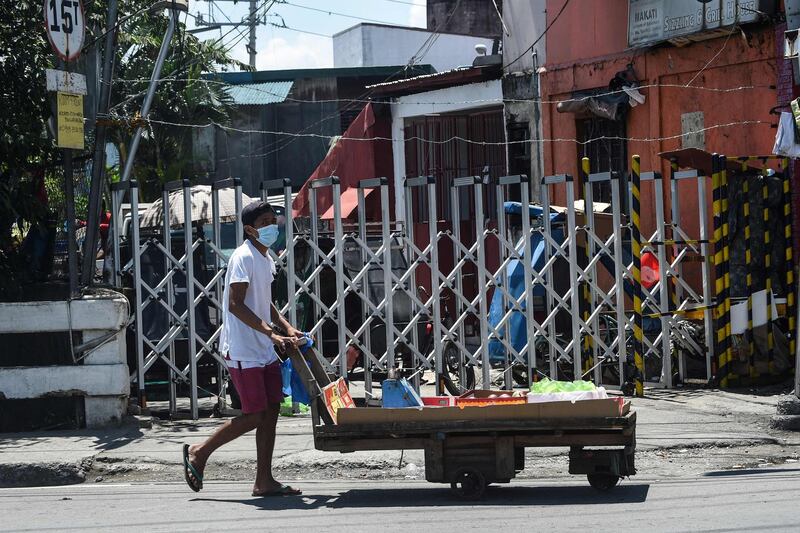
[504,0,570,71]
[111,77,776,107]
[95,113,770,148]
[276,0,411,27]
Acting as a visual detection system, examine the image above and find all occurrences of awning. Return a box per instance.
[292,102,394,221]
[320,187,376,220]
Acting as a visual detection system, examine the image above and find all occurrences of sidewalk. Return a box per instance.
[2,388,799,488]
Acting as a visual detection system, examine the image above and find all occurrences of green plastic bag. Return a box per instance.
[530,377,597,394]
[279,396,311,417]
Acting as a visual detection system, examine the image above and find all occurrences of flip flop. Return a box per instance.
[252,484,302,497]
[182,444,203,492]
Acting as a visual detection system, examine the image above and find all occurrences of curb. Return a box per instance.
[776,397,800,416]
[0,457,94,488]
[770,415,800,431]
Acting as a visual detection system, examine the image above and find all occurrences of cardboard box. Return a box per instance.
[421,396,456,407]
[337,397,629,425]
[456,389,526,407]
[322,378,355,424]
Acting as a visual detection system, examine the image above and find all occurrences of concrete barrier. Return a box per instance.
[0,290,130,428]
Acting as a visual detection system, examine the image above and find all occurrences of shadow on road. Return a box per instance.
[703,468,800,477]
[193,483,650,510]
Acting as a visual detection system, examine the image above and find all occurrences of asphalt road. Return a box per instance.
[1,467,799,532]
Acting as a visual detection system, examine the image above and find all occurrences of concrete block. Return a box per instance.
[769,415,800,431]
[0,364,130,400]
[82,330,126,365]
[776,396,800,416]
[0,294,128,334]
[84,397,127,428]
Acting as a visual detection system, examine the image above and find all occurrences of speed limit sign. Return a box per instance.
[43,0,85,62]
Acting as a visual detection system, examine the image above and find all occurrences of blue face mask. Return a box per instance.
[256,224,279,248]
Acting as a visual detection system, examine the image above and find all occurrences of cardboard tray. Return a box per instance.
[336,397,629,425]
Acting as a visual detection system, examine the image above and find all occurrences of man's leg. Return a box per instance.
[253,401,281,494]
[188,410,266,480]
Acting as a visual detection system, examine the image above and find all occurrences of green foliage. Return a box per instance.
[0,1,244,296]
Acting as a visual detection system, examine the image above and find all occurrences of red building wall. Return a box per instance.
[540,0,781,282]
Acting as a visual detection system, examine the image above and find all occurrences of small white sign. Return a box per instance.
[46,69,87,95]
[43,0,86,62]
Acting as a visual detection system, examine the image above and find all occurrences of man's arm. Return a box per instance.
[270,302,301,337]
[229,283,298,348]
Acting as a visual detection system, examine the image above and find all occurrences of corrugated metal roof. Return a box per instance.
[226,81,293,105]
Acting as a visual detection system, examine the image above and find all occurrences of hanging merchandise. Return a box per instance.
[772,112,800,158]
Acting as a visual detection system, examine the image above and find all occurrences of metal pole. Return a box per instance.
[211,185,224,414]
[565,177,583,380]
[164,186,177,414]
[129,181,145,407]
[721,156,735,383]
[450,185,466,384]
[182,180,199,419]
[495,180,511,389]
[519,177,537,386]
[474,178,492,388]
[426,178,444,395]
[120,9,177,183]
[712,155,727,385]
[110,186,122,288]
[81,0,119,286]
[332,178,347,381]
[248,0,257,69]
[698,171,714,381]
[403,182,421,391]
[382,183,395,372]
[743,169,756,380]
[540,179,557,378]
[357,186,372,400]
[669,160,686,383]
[631,155,645,397]
[763,168,776,374]
[611,173,627,387]
[582,159,600,384]
[782,159,796,376]
[63,149,79,296]
[283,180,296,326]
[654,174,672,387]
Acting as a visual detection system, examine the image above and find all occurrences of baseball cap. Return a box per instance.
[241,200,274,227]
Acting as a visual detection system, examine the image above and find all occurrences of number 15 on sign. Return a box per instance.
[44,0,85,62]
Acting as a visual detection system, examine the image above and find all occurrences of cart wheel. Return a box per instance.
[450,468,487,500]
[587,473,620,491]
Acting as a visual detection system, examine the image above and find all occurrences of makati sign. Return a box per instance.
[628,0,774,47]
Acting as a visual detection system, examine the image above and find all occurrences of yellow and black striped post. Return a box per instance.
[631,155,645,397]
[743,163,757,379]
[782,158,796,368]
[763,168,776,374]
[580,157,593,375]
[721,156,735,384]
[712,154,729,385]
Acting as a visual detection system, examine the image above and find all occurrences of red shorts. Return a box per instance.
[227,361,284,414]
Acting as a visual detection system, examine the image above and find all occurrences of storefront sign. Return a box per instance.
[628,0,774,47]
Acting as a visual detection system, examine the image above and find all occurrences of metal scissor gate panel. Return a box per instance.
[112,179,243,418]
[114,155,746,418]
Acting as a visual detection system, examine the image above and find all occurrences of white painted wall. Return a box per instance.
[390,79,504,221]
[334,23,495,72]
[0,293,130,428]
[503,0,547,72]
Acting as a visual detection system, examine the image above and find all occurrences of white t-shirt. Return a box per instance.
[220,240,278,366]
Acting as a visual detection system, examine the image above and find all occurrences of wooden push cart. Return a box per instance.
[286,347,637,500]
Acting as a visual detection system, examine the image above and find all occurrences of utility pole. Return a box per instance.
[248,0,257,69]
[81,0,118,286]
[195,0,268,69]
